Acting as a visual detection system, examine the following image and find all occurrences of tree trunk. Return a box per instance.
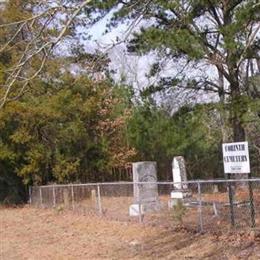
[231,88,248,181]
[229,79,249,180]
[230,79,246,142]
[232,114,245,142]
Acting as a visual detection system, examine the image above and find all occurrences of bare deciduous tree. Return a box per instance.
[0,0,93,107]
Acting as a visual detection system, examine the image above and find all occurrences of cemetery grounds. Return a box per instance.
[1,206,260,259]
[2,181,260,259]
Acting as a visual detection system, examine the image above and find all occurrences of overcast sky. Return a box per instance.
[73,6,219,112]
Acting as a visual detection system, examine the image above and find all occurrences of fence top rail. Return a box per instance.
[33,178,260,189]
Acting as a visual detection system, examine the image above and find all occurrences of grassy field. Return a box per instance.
[1,206,260,259]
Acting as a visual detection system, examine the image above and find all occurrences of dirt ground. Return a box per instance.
[1,206,260,260]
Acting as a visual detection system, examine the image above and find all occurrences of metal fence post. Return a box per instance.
[248,175,256,228]
[227,174,235,227]
[71,185,75,210]
[97,185,102,215]
[197,182,203,232]
[52,185,56,208]
[138,183,143,223]
[29,186,32,205]
[138,200,143,223]
[39,187,43,208]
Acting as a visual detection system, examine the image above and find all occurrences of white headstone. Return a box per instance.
[169,156,191,207]
[172,156,188,190]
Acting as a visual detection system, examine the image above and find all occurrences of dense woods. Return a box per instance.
[0,0,259,203]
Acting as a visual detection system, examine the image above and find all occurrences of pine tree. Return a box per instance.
[91,0,260,142]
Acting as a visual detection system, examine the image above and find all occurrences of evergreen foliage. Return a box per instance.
[90,0,260,142]
[126,102,223,180]
[0,74,134,203]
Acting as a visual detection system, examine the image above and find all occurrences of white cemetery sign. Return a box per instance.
[222,141,250,174]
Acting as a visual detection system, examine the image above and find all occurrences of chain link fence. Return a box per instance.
[30,179,260,232]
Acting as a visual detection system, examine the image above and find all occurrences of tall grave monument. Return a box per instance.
[169,156,191,207]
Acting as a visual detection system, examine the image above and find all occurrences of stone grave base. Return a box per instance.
[171,190,192,199]
[129,204,144,216]
[168,190,192,208]
[142,200,161,213]
[129,200,161,216]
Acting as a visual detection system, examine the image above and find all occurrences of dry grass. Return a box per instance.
[1,206,260,259]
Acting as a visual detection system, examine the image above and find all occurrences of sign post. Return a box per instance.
[248,172,256,228]
[222,141,255,228]
[227,173,235,227]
